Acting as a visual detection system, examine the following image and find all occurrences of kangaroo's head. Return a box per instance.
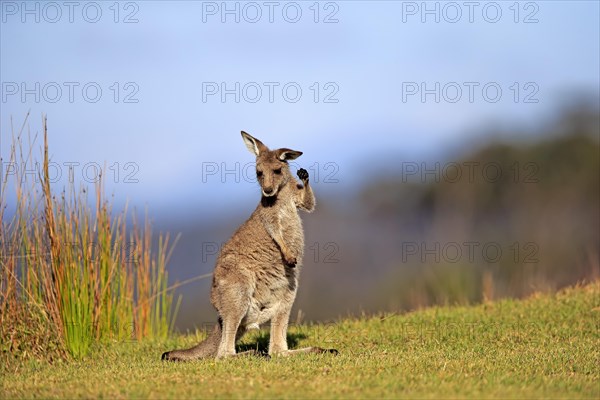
[241,131,303,198]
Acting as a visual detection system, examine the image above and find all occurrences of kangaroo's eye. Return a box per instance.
[274,168,282,175]
[256,170,263,177]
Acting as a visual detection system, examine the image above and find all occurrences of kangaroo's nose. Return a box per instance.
[263,188,273,195]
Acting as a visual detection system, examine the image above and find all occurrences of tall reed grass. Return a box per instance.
[0,115,179,359]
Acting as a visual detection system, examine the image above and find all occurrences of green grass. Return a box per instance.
[1,115,178,360]
[1,281,598,399]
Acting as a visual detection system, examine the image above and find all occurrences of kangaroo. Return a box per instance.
[162,131,337,360]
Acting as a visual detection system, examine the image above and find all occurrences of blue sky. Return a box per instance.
[1,1,599,216]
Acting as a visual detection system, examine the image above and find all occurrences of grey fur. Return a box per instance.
[162,131,337,361]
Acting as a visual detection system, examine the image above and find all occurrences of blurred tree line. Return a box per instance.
[357,102,599,311]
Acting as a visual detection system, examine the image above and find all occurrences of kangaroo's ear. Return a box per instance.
[277,148,303,161]
[241,131,266,156]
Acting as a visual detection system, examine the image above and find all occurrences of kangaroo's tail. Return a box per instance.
[161,319,222,361]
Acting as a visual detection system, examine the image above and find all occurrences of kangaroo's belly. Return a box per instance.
[243,265,298,328]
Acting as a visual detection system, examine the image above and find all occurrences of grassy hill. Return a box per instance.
[1,281,598,399]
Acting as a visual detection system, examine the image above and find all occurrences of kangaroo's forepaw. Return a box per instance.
[284,254,297,267]
[297,168,309,183]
